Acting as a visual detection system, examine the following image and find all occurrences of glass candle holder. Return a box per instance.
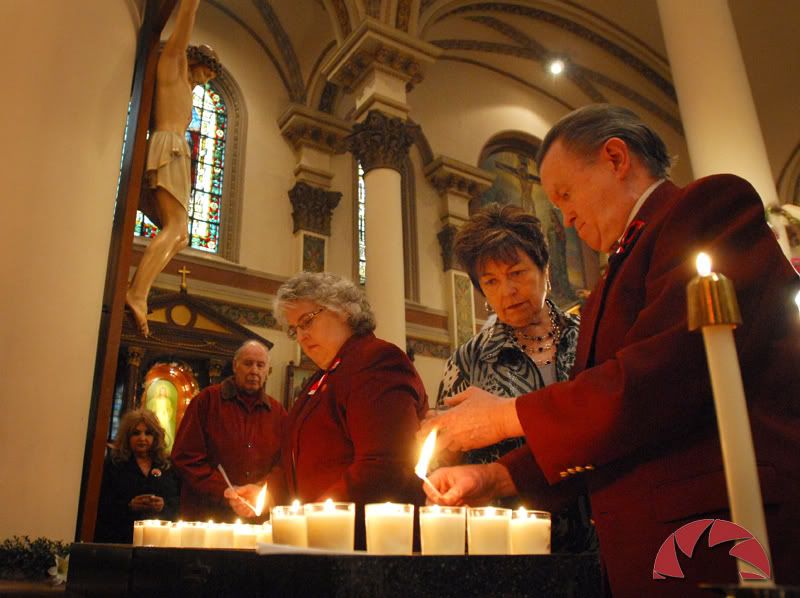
[142,519,170,547]
[271,502,307,547]
[510,509,551,554]
[256,522,273,545]
[419,505,466,555]
[467,507,511,555]
[365,503,414,555]
[132,520,145,546]
[304,500,355,551]
[204,521,234,549]
[180,521,206,548]
[165,521,182,547]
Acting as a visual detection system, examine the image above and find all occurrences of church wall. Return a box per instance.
[0,2,138,541]
[325,153,356,279]
[192,5,299,277]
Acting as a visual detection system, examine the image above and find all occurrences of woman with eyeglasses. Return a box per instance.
[274,271,428,549]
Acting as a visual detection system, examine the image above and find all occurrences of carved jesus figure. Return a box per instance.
[126,0,220,337]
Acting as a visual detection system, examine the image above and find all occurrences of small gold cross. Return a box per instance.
[178,266,191,292]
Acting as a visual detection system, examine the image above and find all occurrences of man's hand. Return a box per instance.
[224,484,264,518]
[424,463,515,506]
[419,387,521,453]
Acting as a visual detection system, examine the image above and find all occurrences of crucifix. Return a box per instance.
[494,154,541,214]
[178,265,192,292]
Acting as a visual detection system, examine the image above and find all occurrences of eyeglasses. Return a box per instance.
[287,308,325,340]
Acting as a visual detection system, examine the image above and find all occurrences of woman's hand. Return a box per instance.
[129,494,156,513]
[420,387,521,453]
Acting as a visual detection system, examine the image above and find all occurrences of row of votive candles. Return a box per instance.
[134,502,551,555]
[270,501,551,555]
[133,520,272,549]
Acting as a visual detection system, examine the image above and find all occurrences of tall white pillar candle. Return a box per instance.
[256,522,273,545]
[233,523,259,550]
[132,520,144,547]
[420,505,466,555]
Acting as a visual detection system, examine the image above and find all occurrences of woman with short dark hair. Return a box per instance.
[437,202,596,553]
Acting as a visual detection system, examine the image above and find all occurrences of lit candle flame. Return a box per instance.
[415,428,438,479]
[291,499,301,514]
[696,252,712,277]
[415,428,442,497]
[254,483,268,517]
[324,498,334,511]
[516,507,528,519]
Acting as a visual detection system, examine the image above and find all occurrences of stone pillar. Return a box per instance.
[279,105,350,272]
[426,157,495,347]
[125,346,145,411]
[346,111,416,347]
[0,1,138,541]
[657,0,790,255]
[324,19,440,348]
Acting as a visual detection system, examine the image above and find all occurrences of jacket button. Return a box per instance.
[575,466,584,473]
[559,471,568,478]
[585,464,595,470]
[567,468,575,474]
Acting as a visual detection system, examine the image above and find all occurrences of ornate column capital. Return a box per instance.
[278,104,352,154]
[437,223,460,272]
[424,156,495,201]
[322,18,441,94]
[289,182,342,236]
[346,110,418,173]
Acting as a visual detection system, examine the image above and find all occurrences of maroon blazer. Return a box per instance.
[500,176,800,597]
[281,332,428,545]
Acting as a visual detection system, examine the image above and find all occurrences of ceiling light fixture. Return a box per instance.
[548,59,565,75]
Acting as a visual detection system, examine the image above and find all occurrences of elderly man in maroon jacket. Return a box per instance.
[423,104,800,597]
[172,340,286,521]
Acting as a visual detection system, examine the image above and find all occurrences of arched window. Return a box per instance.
[135,82,227,254]
[354,158,419,301]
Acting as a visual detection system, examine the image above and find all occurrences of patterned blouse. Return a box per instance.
[436,300,598,553]
[437,299,579,465]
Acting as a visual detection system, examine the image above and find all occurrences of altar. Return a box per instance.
[66,543,602,597]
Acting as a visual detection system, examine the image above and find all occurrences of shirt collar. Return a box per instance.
[620,179,665,239]
[220,376,272,410]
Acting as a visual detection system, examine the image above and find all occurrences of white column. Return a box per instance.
[657,0,790,255]
[364,168,407,348]
[0,2,137,541]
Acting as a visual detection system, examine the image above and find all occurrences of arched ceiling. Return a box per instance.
[203,0,800,181]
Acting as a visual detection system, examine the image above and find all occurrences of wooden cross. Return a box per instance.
[178,266,191,292]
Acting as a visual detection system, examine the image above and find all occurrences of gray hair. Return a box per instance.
[274,272,376,336]
[233,339,270,364]
[535,104,672,179]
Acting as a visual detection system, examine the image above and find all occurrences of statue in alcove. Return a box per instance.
[126,0,221,337]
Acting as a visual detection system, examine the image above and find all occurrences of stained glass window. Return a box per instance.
[357,161,367,284]
[134,82,227,253]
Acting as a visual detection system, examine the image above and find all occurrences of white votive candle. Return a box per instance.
[468,507,511,555]
[304,500,355,551]
[510,509,551,554]
[142,520,169,546]
[233,523,259,549]
[256,522,273,545]
[132,520,145,546]
[365,503,414,555]
[420,505,466,555]
[204,522,234,549]
[180,521,206,548]
[271,502,308,547]
[166,521,182,547]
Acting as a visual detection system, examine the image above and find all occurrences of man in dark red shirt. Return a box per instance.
[172,340,286,521]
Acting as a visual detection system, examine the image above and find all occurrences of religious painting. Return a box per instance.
[142,362,200,453]
[284,360,317,409]
[302,233,326,272]
[478,146,592,309]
